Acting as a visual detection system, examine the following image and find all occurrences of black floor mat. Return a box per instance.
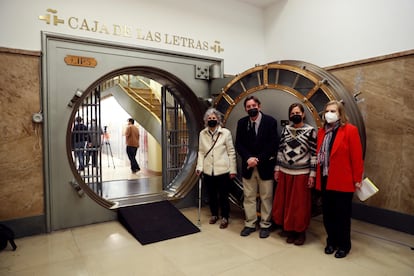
[118,200,200,245]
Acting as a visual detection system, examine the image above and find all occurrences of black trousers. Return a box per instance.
[126,146,140,171]
[203,173,230,219]
[321,176,353,252]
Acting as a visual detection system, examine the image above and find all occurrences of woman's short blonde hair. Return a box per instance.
[323,100,349,127]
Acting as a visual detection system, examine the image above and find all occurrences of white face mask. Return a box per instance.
[325,112,339,123]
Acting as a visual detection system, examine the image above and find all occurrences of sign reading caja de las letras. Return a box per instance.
[64,55,97,68]
[39,8,224,54]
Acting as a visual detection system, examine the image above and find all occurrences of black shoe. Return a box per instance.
[259,228,270,239]
[334,250,348,258]
[240,227,256,237]
[324,245,335,255]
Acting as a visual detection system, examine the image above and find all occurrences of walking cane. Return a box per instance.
[197,175,202,227]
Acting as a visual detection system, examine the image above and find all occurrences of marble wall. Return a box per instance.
[0,49,413,223]
[328,52,414,215]
[0,49,43,220]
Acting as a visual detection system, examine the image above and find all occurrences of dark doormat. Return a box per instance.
[118,200,200,245]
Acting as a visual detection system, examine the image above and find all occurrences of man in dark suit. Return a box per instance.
[236,95,279,238]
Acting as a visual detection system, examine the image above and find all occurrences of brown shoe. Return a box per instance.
[219,218,228,229]
[294,232,306,246]
[209,216,218,224]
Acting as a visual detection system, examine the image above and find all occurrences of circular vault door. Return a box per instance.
[215,60,366,151]
[214,60,366,210]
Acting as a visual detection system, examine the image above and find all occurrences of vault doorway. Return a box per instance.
[66,67,204,209]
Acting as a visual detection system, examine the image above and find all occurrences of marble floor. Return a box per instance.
[1,205,413,276]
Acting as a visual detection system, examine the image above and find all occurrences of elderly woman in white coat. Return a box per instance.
[196,108,237,229]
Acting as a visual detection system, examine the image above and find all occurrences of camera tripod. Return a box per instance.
[102,126,115,168]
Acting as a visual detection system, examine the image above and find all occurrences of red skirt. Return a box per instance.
[272,171,312,232]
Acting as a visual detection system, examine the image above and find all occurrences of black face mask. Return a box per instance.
[247,108,259,118]
[207,120,218,127]
[290,114,303,124]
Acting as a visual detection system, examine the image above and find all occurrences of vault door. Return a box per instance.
[43,33,222,231]
[68,86,105,201]
[215,61,366,151]
[162,86,189,190]
[213,60,366,209]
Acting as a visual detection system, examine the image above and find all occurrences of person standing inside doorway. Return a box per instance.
[125,118,140,173]
[235,95,279,238]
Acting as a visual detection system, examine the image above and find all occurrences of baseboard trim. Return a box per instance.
[352,202,414,235]
[1,215,47,238]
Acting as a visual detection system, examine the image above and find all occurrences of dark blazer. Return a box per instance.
[235,112,279,180]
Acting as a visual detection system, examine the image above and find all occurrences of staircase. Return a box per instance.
[123,86,161,119]
[102,75,162,120]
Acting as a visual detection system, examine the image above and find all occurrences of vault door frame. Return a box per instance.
[42,32,222,231]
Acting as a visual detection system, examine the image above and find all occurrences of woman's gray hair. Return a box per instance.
[203,108,223,127]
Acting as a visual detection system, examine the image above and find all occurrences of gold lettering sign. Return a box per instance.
[39,9,224,54]
[64,55,97,68]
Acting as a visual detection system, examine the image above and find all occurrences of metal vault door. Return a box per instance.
[43,33,221,231]
[212,60,366,209]
[68,87,103,197]
[214,60,366,150]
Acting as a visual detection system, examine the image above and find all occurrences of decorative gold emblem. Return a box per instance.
[210,41,224,53]
[39,9,64,25]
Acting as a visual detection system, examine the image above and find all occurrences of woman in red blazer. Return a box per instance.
[315,100,364,259]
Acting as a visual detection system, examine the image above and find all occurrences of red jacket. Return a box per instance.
[315,123,364,192]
